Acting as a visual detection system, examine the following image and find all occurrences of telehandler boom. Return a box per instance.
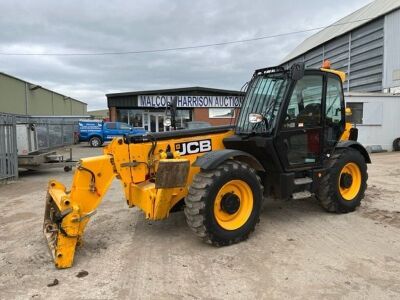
[44,62,369,268]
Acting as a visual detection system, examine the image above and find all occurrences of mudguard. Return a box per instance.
[336,140,371,163]
[194,149,265,171]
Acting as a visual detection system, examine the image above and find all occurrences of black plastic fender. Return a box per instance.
[193,149,265,171]
[336,140,371,163]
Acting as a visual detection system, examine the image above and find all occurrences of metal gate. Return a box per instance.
[0,113,18,183]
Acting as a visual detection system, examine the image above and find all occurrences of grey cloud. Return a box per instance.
[0,0,372,109]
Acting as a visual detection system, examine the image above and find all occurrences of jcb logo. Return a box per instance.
[175,139,212,156]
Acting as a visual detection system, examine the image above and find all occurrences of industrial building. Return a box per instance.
[0,72,87,116]
[107,87,244,132]
[282,0,400,150]
[282,0,400,93]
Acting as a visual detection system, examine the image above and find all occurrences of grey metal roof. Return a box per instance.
[282,0,400,63]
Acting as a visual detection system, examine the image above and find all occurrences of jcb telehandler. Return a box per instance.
[44,62,369,268]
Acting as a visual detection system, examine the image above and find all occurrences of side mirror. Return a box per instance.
[249,113,264,124]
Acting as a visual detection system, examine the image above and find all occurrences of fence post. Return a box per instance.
[0,113,18,183]
[12,115,18,179]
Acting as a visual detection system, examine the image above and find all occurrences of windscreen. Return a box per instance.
[236,73,289,134]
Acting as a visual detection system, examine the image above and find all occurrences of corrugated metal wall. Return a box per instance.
[383,8,400,89]
[284,18,385,92]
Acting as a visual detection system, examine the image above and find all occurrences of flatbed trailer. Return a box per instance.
[18,148,77,172]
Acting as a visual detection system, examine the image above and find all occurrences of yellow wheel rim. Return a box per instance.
[213,180,253,231]
[339,162,362,201]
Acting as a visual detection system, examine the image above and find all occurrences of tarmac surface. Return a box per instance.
[1,144,400,299]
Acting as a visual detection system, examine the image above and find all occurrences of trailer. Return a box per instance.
[14,116,88,172]
[18,148,77,172]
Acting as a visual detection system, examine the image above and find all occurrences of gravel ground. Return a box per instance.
[0,144,400,299]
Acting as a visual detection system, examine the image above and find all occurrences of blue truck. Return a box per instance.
[78,120,146,147]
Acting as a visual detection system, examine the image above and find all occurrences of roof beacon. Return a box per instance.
[322,60,331,69]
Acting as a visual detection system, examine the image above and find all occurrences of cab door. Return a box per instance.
[275,73,325,170]
[323,74,345,154]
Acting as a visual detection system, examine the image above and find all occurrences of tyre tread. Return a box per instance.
[184,160,263,246]
[317,148,368,213]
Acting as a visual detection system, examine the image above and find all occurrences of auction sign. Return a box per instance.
[138,95,243,108]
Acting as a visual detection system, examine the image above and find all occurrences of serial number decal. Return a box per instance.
[174,139,212,156]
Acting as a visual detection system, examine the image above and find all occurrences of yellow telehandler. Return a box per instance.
[44,62,369,268]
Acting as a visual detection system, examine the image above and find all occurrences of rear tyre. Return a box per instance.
[184,160,263,246]
[317,148,368,213]
[89,136,102,147]
[393,138,400,151]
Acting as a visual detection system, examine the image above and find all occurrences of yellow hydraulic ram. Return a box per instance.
[43,129,233,268]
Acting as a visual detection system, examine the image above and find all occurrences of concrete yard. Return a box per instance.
[1,145,400,299]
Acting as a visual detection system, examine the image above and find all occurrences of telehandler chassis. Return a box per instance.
[44,64,370,268]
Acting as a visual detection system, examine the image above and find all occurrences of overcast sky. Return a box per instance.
[0,0,372,110]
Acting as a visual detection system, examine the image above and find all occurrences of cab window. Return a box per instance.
[325,76,344,146]
[105,123,116,129]
[284,75,323,128]
[325,76,343,124]
[120,123,131,130]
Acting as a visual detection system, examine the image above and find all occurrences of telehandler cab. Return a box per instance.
[44,62,369,268]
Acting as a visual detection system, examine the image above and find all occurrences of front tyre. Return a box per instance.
[184,160,263,246]
[317,148,368,213]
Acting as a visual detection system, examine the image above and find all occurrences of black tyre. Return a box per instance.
[317,148,368,213]
[393,138,400,151]
[89,136,102,147]
[63,166,72,172]
[184,160,263,246]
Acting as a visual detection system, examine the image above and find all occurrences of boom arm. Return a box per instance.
[44,155,116,268]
